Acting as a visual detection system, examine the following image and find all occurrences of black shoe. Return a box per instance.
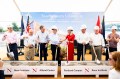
[35,53,39,57]
[18,52,24,56]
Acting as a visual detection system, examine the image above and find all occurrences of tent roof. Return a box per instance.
[0,0,120,25]
[15,0,111,12]
[104,0,120,23]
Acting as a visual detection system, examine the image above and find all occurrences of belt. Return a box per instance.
[25,46,34,49]
[94,45,102,47]
[51,44,57,46]
[9,43,16,45]
[39,43,46,44]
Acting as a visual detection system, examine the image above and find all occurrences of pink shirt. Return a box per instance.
[2,31,17,44]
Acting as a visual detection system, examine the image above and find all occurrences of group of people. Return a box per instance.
[1,24,120,79]
[2,24,120,63]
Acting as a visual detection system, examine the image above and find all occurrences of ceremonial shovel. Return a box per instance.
[6,44,15,60]
[65,43,69,65]
[39,43,41,61]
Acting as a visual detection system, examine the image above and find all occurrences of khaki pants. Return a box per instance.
[91,46,102,60]
[24,47,35,60]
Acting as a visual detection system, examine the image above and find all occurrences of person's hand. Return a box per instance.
[3,34,7,38]
[106,38,112,41]
[45,44,47,48]
[57,44,60,47]
[82,42,86,45]
[69,41,73,43]
[102,47,105,53]
[28,44,33,47]
[23,35,28,39]
[0,59,4,70]
[59,40,62,43]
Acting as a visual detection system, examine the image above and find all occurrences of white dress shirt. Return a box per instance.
[49,33,60,45]
[90,33,105,47]
[109,68,120,79]
[76,32,90,44]
[2,31,17,44]
[36,31,49,43]
[22,34,36,47]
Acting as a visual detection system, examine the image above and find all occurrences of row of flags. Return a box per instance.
[20,16,31,46]
[96,15,105,42]
[20,16,31,36]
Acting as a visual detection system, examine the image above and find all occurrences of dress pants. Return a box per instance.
[77,43,88,61]
[39,43,47,61]
[24,47,35,60]
[8,43,18,60]
[51,44,61,65]
[0,70,4,79]
[105,47,117,60]
[91,46,102,60]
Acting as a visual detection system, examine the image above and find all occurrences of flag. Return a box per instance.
[96,16,101,33]
[26,16,31,33]
[101,16,105,40]
[101,16,109,60]
[20,16,24,35]
[27,16,29,26]
[30,21,34,30]
[20,16,24,46]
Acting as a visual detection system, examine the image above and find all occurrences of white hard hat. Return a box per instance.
[94,26,99,30]
[111,26,117,30]
[51,25,58,30]
[80,24,87,29]
[67,26,73,31]
[7,25,13,28]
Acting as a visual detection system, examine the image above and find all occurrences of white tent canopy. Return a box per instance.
[104,0,120,23]
[0,0,120,27]
[15,0,110,12]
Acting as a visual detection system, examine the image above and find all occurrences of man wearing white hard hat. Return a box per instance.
[49,26,61,65]
[107,26,119,52]
[36,25,49,61]
[62,26,75,61]
[2,25,19,60]
[21,29,36,60]
[90,26,105,61]
[76,24,90,61]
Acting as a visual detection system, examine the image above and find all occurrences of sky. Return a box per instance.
[22,12,103,34]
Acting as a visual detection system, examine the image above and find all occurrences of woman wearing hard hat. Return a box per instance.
[107,26,119,53]
[62,26,75,61]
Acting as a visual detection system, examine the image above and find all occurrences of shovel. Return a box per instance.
[92,45,101,64]
[6,44,15,60]
[81,44,87,65]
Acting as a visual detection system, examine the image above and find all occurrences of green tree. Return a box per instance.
[12,22,19,31]
[0,27,3,32]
